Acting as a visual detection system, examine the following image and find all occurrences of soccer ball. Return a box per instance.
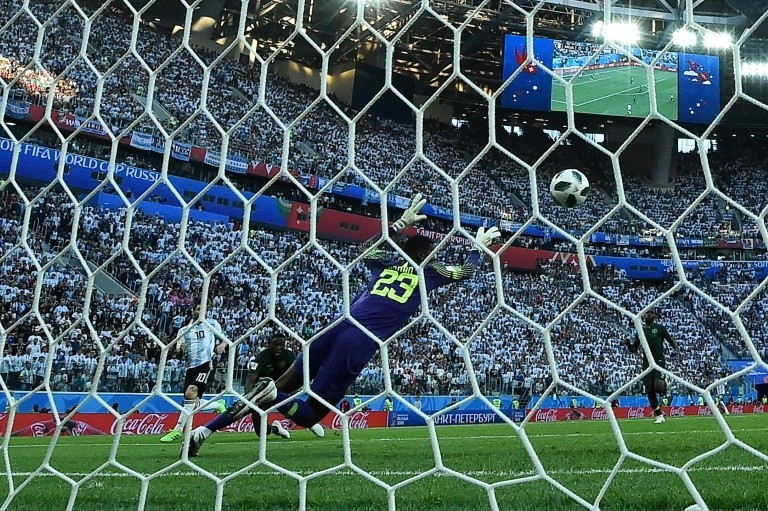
[550,169,589,208]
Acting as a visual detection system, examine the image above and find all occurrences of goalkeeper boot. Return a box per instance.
[654,414,666,424]
[160,429,183,443]
[271,420,291,439]
[309,423,325,438]
[226,378,278,422]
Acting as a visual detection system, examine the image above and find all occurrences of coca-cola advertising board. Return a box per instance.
[0,411,389,437]
[528,405,766,422]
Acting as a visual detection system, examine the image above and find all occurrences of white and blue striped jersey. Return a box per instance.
[181,319,223,368]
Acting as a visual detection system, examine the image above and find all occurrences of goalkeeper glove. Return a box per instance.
[392,193,427,232]
[475,226,500,249]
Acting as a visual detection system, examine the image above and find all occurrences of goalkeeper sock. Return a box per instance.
[274,391,317,428]
[203,389,289,433]
[205,412,235,433]
[175,400,197,431]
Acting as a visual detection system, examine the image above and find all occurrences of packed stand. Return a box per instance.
[3,0,764,241]
[1,185,754,400]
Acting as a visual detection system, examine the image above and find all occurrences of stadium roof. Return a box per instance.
[130,0,768,128]
[212,0,758,85]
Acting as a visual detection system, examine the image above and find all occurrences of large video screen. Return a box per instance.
[501,35,720,123]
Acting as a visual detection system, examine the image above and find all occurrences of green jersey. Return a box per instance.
[251,349,294,380]
[635,322,670,367]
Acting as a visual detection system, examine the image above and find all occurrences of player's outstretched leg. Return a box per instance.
[180,378,277,458]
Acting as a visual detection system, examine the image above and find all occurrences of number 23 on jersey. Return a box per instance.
[371,269,419,304]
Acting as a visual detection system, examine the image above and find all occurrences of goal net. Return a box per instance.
[1,0,767,510]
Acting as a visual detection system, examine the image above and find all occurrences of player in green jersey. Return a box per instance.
[623,309,680,424]
[245,333,324,439]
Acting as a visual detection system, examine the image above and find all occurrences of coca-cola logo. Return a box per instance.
[730,406,743,415]
[669,407,686,417]
[331,412,371,430]
[755,405,765,414]
[221,415,255,433]
[627,407,646,418]
[534,409,558,422]
[70,421,90,436]
[113,414,170,435]
[590,408,607,420]
[697,406,712,416]
[30,422,52,436]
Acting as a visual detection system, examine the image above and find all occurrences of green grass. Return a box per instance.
[551,66,678,119]
[2,415,767,510]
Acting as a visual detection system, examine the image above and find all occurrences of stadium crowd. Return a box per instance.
[2,0,767,238]
[1,186,763,401]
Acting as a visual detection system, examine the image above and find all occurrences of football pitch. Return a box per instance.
[2,415,767,511]
[551,66,678,119]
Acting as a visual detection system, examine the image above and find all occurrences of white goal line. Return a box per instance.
[7,465,766,479]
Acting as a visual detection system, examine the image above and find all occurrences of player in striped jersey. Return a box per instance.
[160,306,227,443]
[184,194,500,456]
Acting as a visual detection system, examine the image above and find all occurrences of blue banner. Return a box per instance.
[500,35,555,111]
[312,175,485,227]
[678,53,720,123]
[5,100,30,119]
[390,410,507,427]
[203,149,248,174]
[92,192,229,224]
[729,360,768,385]
[129,131,155,151]
[592,254,768,280]
[129,132,192,162]
[171,140,191,162]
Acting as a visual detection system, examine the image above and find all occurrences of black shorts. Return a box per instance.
[184,361,213,397]
[642,359,666,386]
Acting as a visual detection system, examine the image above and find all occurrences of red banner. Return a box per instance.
[0,410,390,437]
[529,404,766,422]
[25,105,131,144]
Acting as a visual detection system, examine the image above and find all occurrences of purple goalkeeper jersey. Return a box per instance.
[346,250,483,340]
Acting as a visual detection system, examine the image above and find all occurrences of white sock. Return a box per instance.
[175,399,198,431]
[198,398,221,411]
[199,426,212,440]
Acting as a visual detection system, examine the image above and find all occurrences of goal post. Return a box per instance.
[1,0,768,510]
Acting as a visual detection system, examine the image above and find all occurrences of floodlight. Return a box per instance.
[672,29,696,47]
[742,62,768,77]
[601,22,640,45]
[704,32,732,49]
[591,21,603,38]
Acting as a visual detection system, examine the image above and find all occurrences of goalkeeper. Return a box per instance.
[184,194,500,456]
